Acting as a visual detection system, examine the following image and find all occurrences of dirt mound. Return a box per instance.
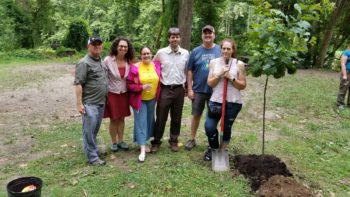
[231,154,293,191]
[257,175,315,197]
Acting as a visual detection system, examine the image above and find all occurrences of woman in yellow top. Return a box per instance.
[127,46,161,162]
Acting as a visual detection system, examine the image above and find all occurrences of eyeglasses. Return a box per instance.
[118,45,128,48]
[142,53,151,55]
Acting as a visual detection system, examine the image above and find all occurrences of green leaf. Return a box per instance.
[294,4,302,14]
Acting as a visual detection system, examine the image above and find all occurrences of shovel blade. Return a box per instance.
[212,149,230,172]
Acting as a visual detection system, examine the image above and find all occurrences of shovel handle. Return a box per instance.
[221,78,228,132]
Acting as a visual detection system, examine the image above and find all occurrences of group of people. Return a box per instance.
[74,25,247,165]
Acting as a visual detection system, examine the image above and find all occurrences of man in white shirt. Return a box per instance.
[151,27,189,153]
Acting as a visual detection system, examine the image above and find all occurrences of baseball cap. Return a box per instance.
[88,36,103,45]
[202,25,215,33]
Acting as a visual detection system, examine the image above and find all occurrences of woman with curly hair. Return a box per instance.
[104,37,135,152]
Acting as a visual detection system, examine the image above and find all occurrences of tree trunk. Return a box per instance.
[178,0,194,50]
[325,34,350,67]
[315,0,346,68]
[155,0,165,49]
[262,76,269,155]
[325,4,350,67]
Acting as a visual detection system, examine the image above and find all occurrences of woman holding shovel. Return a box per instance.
[204,39,246,169]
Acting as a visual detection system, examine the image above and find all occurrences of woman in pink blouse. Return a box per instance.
[127,46,161,162]
[104,37,135,152]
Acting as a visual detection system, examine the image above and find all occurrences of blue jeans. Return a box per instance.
[205,101,242,149]
[133,99,156,145]
[82,104,105,163]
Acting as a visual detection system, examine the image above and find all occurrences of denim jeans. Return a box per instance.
[205,101,242,149]
[82,104,105,163]
[133,99,156,145]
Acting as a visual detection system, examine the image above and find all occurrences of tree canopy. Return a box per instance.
[0,0,349,69]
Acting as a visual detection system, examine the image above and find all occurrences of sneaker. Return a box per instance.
[110,143,118,152]
[203,147,212,161]
[117,141,129,151]
[338,105,345,110]
[169,143,179,152]
[89,158,106,166]
[184,139,196,151]
[151,144,160,153]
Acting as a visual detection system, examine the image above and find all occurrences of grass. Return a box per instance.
[1,61,350,196]
[265,74,350,194]
[1,122,251,197]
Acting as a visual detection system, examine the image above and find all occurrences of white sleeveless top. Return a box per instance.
[210,58,243,104]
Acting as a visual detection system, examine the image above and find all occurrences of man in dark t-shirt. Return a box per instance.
[185,25,221,155]
[74,36,108,165]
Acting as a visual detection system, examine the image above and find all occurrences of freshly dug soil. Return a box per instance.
[231,154,293,191]
[257,175,315,197]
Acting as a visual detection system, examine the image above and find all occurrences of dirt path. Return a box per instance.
[0,63,79,167]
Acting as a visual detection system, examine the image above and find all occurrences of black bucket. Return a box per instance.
[7,177,43,197]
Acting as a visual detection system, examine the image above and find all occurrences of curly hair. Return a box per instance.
[109,37,135,63]
[220,38,237,58]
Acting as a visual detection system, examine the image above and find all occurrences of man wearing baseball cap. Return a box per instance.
[185,25,221,159]
[74,35,108,165]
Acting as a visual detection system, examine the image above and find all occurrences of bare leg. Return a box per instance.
[109,119,118,144]
[116,118,125,142]
[190,115,202,140]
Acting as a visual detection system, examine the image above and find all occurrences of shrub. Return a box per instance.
[63,19,90,51]
[56,47,77,57]
[100,41,111,58]
[0,48,57,63]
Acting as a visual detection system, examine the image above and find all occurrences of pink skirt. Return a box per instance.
[104,92,131,119]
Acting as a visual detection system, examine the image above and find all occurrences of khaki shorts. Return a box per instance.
[191,92,211,116]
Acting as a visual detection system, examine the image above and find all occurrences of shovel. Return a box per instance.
[212,76,230,172]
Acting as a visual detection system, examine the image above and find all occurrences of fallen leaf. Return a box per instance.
[71,179,78,186]
[19,163,27,168]
[127,183,136,189]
